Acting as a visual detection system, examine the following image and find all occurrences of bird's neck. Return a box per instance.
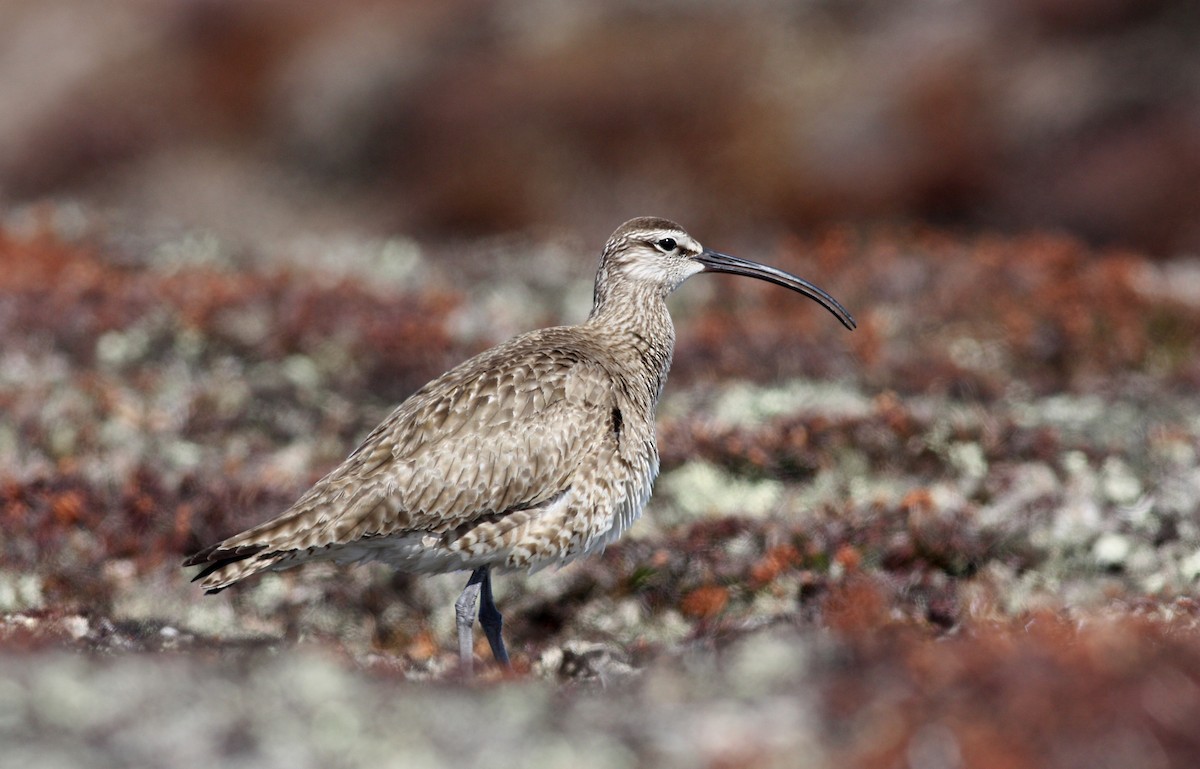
[586,282,676,405]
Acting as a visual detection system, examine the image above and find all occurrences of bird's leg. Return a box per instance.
[455,569,485,675]
[476,566,511,668]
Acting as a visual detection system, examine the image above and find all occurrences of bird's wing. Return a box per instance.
[196,331,619,558]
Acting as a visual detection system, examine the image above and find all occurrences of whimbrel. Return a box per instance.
[184,217,854,673]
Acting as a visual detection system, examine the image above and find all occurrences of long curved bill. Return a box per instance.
[694,249,856,330]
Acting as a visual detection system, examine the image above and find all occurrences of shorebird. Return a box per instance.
[184,217,854,673]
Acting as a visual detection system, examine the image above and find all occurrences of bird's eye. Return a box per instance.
[656,237,677,252]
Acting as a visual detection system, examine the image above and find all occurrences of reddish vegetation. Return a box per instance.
[679,585,730,620]
[675,226,1200,394]
[0,229,463,396]
[749,543,803,588]
[2,220,1200,764]
[0,470,293,609]
[0,227,467,608]
[2,221,1197,607]
[819,581,1200,769]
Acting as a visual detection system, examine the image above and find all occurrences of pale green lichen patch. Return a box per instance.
[657,461,784,523]
[710,379,871,427]
[947,441,988,483]
[659,379,870,428]
[276,235,426,295]
[1092,533,1132,568]
[0,572,44,612]
[1100,457,1143,506]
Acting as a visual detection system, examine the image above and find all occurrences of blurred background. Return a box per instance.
[2,0,1198,253]
[5,3,1200,768]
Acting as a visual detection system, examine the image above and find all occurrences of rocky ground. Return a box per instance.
[2,211,1199,768]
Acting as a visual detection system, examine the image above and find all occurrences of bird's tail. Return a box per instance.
[182,508,320,592]
[184,483,398,591]
[182,543,286,593]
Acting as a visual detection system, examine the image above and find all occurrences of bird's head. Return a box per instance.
[594,216,856,331]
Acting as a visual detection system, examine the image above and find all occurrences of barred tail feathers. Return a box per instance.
[182,504,330,593]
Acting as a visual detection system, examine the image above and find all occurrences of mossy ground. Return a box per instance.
[3,215,1199,768]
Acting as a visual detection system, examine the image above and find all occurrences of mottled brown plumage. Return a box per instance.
[184,217,855,671]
